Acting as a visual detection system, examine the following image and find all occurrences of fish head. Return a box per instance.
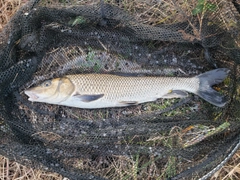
[24,77,75,103]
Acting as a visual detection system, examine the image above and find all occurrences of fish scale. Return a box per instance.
[66,74,198,102]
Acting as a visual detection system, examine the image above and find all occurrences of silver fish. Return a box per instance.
[24,68,229,109]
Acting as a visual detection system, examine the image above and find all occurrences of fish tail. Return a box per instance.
[195,68,230,107]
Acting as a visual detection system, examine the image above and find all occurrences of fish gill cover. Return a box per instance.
[0,0,240,179]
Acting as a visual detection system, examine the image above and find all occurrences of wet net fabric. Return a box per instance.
[0,0,240,179]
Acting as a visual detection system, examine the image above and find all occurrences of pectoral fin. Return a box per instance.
[73,93,104,102]
[162,90,188,99]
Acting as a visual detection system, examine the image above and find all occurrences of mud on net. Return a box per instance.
[0,0,240,179]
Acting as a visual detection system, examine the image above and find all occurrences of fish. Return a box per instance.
[24,68,230,109]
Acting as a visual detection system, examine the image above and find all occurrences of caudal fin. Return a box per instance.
[196,68,230,107]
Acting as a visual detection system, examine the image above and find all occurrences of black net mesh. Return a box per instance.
[0,0,240,179]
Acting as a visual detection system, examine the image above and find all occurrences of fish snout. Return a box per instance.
[24,90,39,101]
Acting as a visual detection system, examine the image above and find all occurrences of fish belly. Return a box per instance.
[58,96,133,108]
[59,94,162,109]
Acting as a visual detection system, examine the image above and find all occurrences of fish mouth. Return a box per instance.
[24,90,39,101]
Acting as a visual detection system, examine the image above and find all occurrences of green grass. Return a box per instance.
[192,0,217,15]
[86,47,101,72]
[163,156,177,179]
[69,16,86,26]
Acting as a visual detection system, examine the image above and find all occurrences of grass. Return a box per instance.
[0,0,23,31]
[210,150,240,180]
[0,0,240,180]
[1,150,240,180]
[86,47,102,73]
[0,155,64,180]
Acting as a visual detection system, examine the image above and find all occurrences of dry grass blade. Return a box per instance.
[0,155,64,180]
[0,0,24,31]
[211,150,240,180]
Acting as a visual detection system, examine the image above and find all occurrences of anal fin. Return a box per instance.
[119,101,138,105]
[162,90,188,99]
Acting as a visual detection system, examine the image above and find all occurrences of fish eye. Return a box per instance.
[42,80,52,87]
